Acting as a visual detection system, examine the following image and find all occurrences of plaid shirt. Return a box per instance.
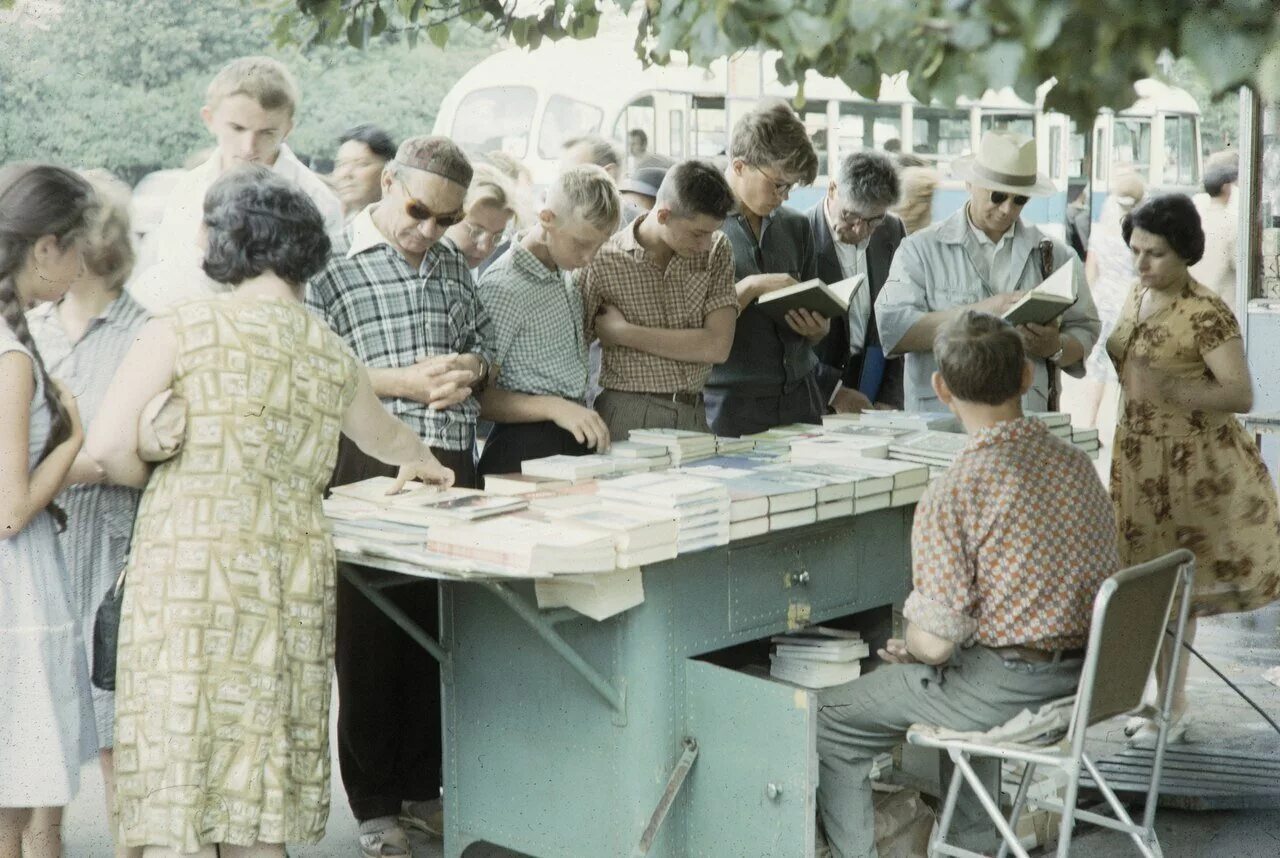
[579,214,737,394]
[305,208,492,450]
[478,239,586,400]
[903,418,1117,651]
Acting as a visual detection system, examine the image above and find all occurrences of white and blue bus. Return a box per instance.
[433,35,1201,237]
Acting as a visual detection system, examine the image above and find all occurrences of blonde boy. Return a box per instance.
[133,56,343,311]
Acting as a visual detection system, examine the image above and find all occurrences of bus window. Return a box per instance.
[1112,118,1151,181]
[912,107,969,158]
[1068,125,1087,180]
[1094,125,1108,182]
[1049,126,1062,179]
[611,95,656,161]
[980,112,1034,138]
[837,102,902,151]
[538,95,605,159]
[692,96,727,157]
[669,110,685,159]
[803,101,829,176]
[452,86,537,158]
[1163,114,1199,186]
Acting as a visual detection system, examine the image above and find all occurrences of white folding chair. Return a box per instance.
[906,549,1195,858]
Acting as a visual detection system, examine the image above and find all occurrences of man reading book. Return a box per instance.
[874,130,1099,413]
[580,160,739,440]
[808,150,908,411]
[815,311,1117,858]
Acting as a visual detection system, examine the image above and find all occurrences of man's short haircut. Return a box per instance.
[206,56,300,117]
[391,135,473,188]
[934,311,1027,406]
[202,165,331,287]
[837,150,901,210]
[1121,193,1205,265]
[339,123,396,161]
[629,129,648,146]
[546,164,620,233]
[1203,160,1238,198]
[464,164,516,216]
[562,135,624,171]
[728,100,819,185]
[78,170,135,292]
[656,160,735,221]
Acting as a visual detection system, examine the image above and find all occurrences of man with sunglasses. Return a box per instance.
[808,150,908,411]
[875,129,1099,414]
[306,135,492,857]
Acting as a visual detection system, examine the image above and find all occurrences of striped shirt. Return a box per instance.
[478,239,586,400]
[903,417,1117,651]
[579,214,737,394]
[306,207,493,451]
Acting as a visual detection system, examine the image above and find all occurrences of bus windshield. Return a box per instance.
[452,86,538,159]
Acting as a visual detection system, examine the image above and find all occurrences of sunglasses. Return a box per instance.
[990,190,1031,207]
[397,177,463,227]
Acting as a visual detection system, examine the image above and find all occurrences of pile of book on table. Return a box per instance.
[626,427,719,464]
[770,626,870,688]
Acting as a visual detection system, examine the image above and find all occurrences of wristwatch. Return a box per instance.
[1047,339,1065,364]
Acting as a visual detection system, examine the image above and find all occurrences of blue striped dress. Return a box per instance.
[28,290,149,747]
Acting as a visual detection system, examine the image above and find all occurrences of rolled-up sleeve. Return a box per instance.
[874,238,930,356]
[1059,252,1099,377]
[902,482,980,644]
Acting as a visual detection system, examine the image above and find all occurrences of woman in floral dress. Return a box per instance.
[1108,193,1280,744]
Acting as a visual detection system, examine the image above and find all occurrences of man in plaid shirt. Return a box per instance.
[815,312,1117,858]
[306,135,490,857]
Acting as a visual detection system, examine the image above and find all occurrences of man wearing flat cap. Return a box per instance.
[875,130,1099,413]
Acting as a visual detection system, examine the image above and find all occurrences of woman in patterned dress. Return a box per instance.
[88,166,455,857]
[1108,193,1280,745]
[0,164,99,854]
[26,170,149,858]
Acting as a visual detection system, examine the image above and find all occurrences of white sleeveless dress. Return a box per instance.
[0,320,97,805]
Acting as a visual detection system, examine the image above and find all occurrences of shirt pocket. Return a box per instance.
[929,280,983,312]
[446,302,475,353]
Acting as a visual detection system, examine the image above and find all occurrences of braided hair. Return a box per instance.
[0,163,96,528]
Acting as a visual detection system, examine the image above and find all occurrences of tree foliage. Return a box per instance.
[0,0,494,181]
[267,0,1280,124]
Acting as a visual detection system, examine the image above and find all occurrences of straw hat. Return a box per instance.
[953,130,1056,197]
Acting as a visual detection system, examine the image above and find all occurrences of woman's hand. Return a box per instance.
[388,450,455,495]
[51,379,84,444]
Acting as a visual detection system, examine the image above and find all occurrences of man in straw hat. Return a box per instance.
[875,129,1099,413]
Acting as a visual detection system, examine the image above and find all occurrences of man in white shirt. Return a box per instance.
[807,150,908,410]
[875,130,1099,413]
[131,56,344,312]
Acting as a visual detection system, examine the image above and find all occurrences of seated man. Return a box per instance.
[816,311,1118,858]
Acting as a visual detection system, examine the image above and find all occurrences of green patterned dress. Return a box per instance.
[114,296,358,851]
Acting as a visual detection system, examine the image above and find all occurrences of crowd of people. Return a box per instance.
[1,52,1276,858]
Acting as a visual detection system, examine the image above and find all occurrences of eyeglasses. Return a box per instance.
[837,209,886,229]
[990,190,1031,207]
[462,220,504,248]
[397,177,463,227]
[752,164,797,196]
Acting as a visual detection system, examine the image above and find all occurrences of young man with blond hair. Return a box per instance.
[133,56,344,311]
[475,165,620,478]
[705,101,826,436]
[580,159,739,439]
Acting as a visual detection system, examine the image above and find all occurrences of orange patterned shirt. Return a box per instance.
[902,417,1118,651]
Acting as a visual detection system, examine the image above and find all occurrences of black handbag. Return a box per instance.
[91,569,126,691]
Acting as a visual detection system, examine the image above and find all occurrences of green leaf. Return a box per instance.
[371,5,388,37]
[347,16,365,49]
[1180,14,1271,92]
[428,23,449,48]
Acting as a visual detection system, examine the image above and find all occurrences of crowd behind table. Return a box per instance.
[0,53,1276,858]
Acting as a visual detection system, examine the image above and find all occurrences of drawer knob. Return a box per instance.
[766,782,782,800]
[794,571,810,586]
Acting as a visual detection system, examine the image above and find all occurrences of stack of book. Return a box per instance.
[781,462,897,517]
[842,457,931,506]
[482,473,573,496]
[595,472,730,553]
[426,515,617,576]
[1071,426,1101,458]
[1028,411,1074,440]
[715,436,755,455]
[627,428,718,465]
[522,454,642,481]
[788,434,891,465]
[534,568,645,621]
[676,463,817,537]
[857,410,962,433]
[523,495,680,568]
[887,431,972,468]
[742,424,824,455]
[604,441,673,470]
[769,627,870,688]
[329,479,529,524]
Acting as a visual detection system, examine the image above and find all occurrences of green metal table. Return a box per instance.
[339,505,914,857]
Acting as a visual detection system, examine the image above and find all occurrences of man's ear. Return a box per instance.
[1019,359,1034,395]
[654,206,671,226]
[827,180,838,201]
[31,234,60,268]
[931,370,953,405]
[538,208,556,230]
[730,158,746,178]
[200,104,214,133]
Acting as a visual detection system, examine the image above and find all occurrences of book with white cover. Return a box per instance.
[607,440,674,459]
[534,568,644,621]
[617,544,679,567]
[482,472,574,495]
[521,454,622,481]
[1028,411,1071,428]
[853,492,892,515]
[526,505,678,552]
[1071,426,1099,443]
[756,273,865,321]
[774,639,870,663]
[427,517,616,575]
[729,517,769,541]
[889,431,971,458]
[1001,261,1077,326]
[831,456,929,489]
[769,507,818,531]
[395,489,529,521]
[822,424,918,442]
[858,410,962,433]
[330,476,447,506]
[788,435,891,462]
[596,472,730,509]
[769,656,862,688]
[758,465,854,503]
[787,463,894,498]
[891,484,928,506]
[816,498,854,521]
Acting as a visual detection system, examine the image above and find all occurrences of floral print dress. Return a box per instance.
[1108,278,1280,616]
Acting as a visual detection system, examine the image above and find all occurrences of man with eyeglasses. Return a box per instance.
[706,100,826,437]
[875,129,1100,414]
[808,150,909,411]
[305,134,492,857]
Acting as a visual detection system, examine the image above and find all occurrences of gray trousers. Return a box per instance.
[816,646,1081,858]
[594,389,710,441]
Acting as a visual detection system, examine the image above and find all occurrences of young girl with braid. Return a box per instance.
[0,163,99,854]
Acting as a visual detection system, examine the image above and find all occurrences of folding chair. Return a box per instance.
[906,549,1195,858]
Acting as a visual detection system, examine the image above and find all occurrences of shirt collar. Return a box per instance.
[507,235,564,285]
[616,213,711,272]
[28,291,142,337]
[965,416,1049,452]
[200,143,303,182]
[346,205,390,258]
[966,203,1013,251]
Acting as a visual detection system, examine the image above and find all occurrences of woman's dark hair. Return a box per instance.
[0,163,96,528]
[202,165,332,287]
[1121,193,1205,265]
[339,123,397,162]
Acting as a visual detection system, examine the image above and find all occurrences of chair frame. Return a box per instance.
[908,549,1196,858]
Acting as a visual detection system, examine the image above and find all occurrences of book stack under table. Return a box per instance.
[769,626,871,688]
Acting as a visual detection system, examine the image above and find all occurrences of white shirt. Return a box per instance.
[966,209,1016,292]
[129,144,345,313]
[825,203,872,353]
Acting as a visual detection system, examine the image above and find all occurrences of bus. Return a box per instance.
[433,35,1201,236]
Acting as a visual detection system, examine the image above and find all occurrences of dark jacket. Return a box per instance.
[806,202,907,408]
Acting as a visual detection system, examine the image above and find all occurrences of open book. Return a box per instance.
[757,273,866,321]
[1002,261,1077,326]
